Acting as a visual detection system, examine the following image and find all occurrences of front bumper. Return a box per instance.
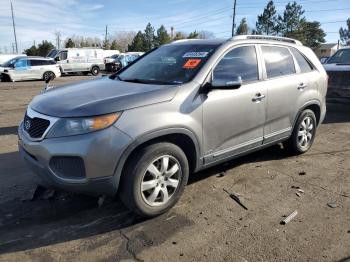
[18,122,132,196]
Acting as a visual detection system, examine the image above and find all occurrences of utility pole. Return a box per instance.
[104,25,108,48]
[11,2,18,53]
[231,0,237,37]
[55,31,61,49]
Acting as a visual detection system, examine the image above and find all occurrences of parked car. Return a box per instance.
[323,47,350,99]
[105,53,143,72]
[47,48,105,76]
[18,35,327,217]
[104,53,121,66]
[319,56,329,64]
[1,56,61,82]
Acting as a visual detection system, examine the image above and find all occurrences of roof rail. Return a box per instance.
[230,35,303,46]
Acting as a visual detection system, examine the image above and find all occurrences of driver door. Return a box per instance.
[203,45,267,164]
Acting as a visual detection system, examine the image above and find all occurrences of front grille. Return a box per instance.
[24,113,50,138]
[49,156,86,179]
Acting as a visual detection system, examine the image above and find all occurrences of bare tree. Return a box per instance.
[111,31,136,52]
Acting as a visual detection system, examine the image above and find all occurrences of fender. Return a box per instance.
[292,99,322,131]
[112,127,202,191]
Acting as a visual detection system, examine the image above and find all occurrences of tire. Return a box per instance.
[119,142,189,217]
[91,66,100,76]
[42,71,55,82]
[284,109,317,155]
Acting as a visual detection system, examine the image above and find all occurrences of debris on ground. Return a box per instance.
[297,189,304,194]
[98,195,106,208]
[281,210,298,225]
[327,202,338,208]
[299,171,306,176]
[296,192,302,197]
[223,188,248,210]
[291,185,301,189]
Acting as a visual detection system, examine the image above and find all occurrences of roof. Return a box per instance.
[171,35,303,46]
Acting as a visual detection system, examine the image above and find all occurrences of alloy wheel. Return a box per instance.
[141,155,181,207]
[297,116,314,149]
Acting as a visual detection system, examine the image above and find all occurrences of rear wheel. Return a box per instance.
[284,109,317,154]
[42,71,55,81]
[91,66,100,76]
[119,142,189,217]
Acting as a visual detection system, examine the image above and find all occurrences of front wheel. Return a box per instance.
[43,71,55,82]
[284,109,317,154]
[119,143,189,217]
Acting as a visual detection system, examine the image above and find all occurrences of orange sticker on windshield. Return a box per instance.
[183,59,201,69]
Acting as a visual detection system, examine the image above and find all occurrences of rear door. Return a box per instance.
[259,45,300,143]
[203,45,267,164]
[28,59,44,79]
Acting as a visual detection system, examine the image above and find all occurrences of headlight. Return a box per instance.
[46,112,121,138]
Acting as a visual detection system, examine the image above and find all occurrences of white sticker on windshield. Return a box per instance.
[183,52,209,58]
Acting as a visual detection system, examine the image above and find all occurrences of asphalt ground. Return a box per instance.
[0,75,349,262]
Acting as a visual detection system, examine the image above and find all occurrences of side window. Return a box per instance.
[15,59,28,68]
[213,46,259,83]
[30,60,41,66]
[261,46,296,78]
[59,51,68,60]
[290,48,313,73]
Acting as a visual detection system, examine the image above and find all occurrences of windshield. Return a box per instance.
[117,44,219,85]
[327,49,350,64]
[2,57,19,67]
[47,49,59,58]
[111,54,119,59]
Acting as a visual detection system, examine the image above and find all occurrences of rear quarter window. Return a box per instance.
[261,45,296,78]
[290,48,313,73]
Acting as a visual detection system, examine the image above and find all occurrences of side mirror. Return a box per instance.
[55,56,60,62]
[211,75,242,90]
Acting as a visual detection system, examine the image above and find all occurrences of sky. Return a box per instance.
[0,0,349,53]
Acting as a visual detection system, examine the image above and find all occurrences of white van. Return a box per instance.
[47,48,105,75]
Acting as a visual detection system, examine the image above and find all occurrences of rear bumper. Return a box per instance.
[18,122,132,196]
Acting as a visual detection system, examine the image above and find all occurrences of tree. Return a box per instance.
[111,31,136,52]
[102,39,110,49]
[187,30,200,39]
[128,31,146,51]
[155,25,171,47]
[173,31,187,40]
[256,1,278,35]
[236,18,249,35]
[65,38,75,48]
[292,21,326,49]
[339,18,350,45]
[143,23,155,51]
[24,45,38,56]
[110,40,120,50]
[37,40,55,56]
[279,1,305,37]
[198,30,215,39]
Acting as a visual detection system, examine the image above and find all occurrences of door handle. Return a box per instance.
[297,83,307,91]
[252,93,266,103]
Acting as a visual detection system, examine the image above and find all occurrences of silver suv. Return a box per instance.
[18,36,327,217]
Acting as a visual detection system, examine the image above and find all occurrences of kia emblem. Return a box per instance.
[25,120,31,130]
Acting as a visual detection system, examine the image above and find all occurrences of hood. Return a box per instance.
[323,63,350,72]
[29,77,179,117]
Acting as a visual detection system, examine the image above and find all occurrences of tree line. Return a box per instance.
[236,1,327,49]
[22,1,350,56]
